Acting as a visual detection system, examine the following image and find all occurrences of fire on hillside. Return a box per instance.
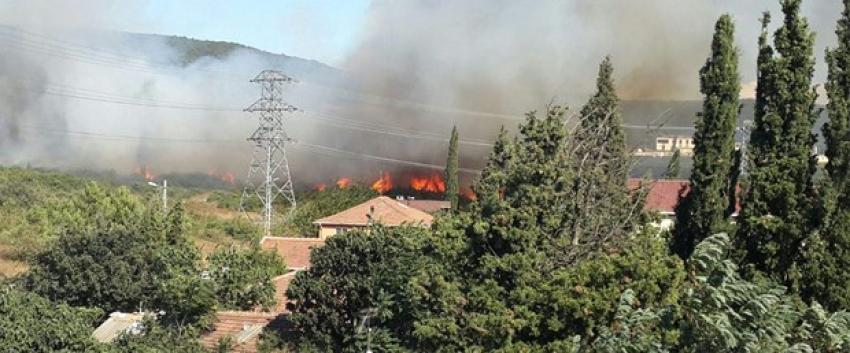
[310,171,476,200]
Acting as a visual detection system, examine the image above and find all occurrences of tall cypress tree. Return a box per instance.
[735,1,819,287]
[665,149,682,179]
[802,0,850,311]
[824,0,850,192]
[672,15,740,259]
[445,126,460,209]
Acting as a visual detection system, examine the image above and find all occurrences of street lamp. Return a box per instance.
[147,179,167,214]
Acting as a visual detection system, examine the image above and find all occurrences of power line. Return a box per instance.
[6,78,498,145]
[1,27,702,129]
[5,124,483,174]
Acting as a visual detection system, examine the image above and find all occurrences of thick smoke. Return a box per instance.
[0,0,843,189]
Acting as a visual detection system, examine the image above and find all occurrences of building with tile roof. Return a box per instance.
[260,237,326,270]
[629,178,741,230]
[199,311,282,353]
[313,196,434,239]
[397,198,451,213]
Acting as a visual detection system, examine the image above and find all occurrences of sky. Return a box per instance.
[134,0,370,65]
[0,0,371,65]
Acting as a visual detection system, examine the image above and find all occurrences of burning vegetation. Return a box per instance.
[371,172,393,194]
[410,173,446,193]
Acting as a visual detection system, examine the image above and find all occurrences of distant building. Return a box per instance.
[313,196,434,239]
[629,178,741,231]
[655,136,694,156]
[92,312,146,343]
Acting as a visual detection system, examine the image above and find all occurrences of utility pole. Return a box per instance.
[357,308,378,353]
[240,70,299,237]
[147,179,167,215]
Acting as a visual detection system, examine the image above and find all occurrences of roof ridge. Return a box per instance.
[381,196,429,220]
[261,236,324,242]
[214,311,280,318]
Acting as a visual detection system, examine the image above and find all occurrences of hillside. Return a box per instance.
[121,32,343,84]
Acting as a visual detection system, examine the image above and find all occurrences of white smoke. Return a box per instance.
[0,0,843,187]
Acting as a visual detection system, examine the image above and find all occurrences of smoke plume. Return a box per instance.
[0,0,843,189]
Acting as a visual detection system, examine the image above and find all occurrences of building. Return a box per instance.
[199,311,282,353]
[655,136,694,156]
[260,237,326,271]
[397,197,451,213]
[313,196,435,239]
[92,312,146,343]
[629,178,741,230]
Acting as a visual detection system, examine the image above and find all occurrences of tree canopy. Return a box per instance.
[672,14,740,259]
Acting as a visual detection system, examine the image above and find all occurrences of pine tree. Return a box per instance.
[671,14,739,259]
[568,57,633,248]
[445,126,460,209]
[578,56,627,180]
[802,0,850,311]
[665,149,681,179]
[735,1,819,287]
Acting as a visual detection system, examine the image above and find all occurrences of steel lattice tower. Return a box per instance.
[240,70,299,237]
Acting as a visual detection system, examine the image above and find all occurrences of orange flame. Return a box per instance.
[314,183,327,192]
[371,172,393,194]
[336,178,352,189]
[410,173,446,193]
[208,170,236,184]
[135,165,156,182]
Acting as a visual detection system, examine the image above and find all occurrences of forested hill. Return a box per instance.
[120,32,343,83]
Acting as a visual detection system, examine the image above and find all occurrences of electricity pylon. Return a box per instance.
[240,70,299,237]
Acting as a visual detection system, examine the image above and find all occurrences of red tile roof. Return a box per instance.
[271,272,296,313]
[629,179,689,214]
[199,311,279,353]
[260,237,325,270]
[629,178,741,215]
[314,196,434,227]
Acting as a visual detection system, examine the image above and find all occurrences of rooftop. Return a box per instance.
[629,178,741,215]
[260,237,325,270]
[92,312,146,343]
[199,311,281,353]
[399,199,451,213]
[314,196,434,227]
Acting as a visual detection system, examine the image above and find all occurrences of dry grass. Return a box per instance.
[0,244,28,277]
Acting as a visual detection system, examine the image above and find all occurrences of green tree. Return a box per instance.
[823,0,850,188]
[802,0,850,312]
[444,125,460,210]
[578,56,627,179]
[568,58,635,250]
[0,286,107,353]
[589,234,850,352]
[735,1,819,288]
[665,149,681,179]
[207,246,286,311]
[24,184,213,327]
[416,90,645,351]
[285,226,432,353]
[672,14,740,259]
